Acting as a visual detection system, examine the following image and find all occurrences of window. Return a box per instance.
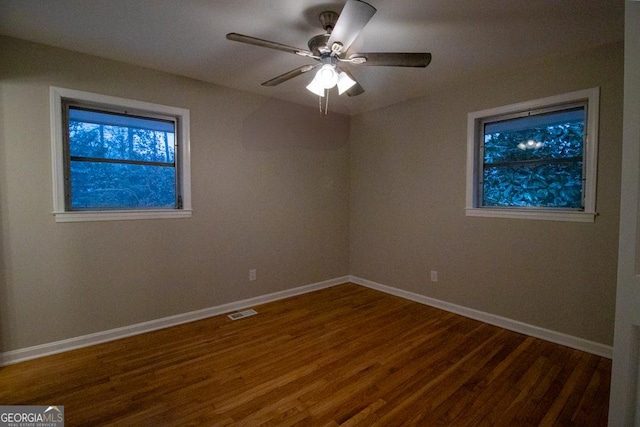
[51,87,191,222]
[466,88,599,222]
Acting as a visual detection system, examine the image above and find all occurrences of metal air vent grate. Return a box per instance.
[227,309,258,320]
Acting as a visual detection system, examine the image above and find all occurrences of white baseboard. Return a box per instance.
[0,276,348,366]
[1,275,612,365]
[349,276,613,359]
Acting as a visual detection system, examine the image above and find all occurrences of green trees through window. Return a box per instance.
[67,107,178,210]
[481,107,585,209]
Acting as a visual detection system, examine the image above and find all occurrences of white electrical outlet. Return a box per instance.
[430,270,438,282]
[249,269,257,281]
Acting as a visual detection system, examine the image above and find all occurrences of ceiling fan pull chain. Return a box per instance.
[324,89,330,116]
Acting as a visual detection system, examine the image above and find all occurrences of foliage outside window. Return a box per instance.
[466,88,599,222]
[51,87,192,222]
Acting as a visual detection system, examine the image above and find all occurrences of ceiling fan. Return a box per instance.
[226,0,431,111]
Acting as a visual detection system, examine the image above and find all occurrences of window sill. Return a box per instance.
[53,209,192,223]
[465,208,596,223]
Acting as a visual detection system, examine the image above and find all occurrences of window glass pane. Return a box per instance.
[483,107,584,165]
[70,161,176,209]
[69,107,175,163]
[483,162,583,208]
[481,106,585,209]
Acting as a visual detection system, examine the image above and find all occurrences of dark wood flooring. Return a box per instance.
[0,283,611,426]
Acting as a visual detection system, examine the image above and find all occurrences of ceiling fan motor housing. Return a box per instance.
[308,33,331,56]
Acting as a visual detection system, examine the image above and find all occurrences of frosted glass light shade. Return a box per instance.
[337,72,356,95]
[316,64,338,88]
[306,78,325,97]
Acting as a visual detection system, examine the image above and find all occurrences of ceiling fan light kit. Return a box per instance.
[317,63,339,89]
[306,67,355,98]
[226,0,431,114]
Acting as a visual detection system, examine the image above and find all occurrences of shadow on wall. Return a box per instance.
[242,97,349,152]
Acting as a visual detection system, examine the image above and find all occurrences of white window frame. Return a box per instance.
[50,86,192,222]
[465,87,599,222]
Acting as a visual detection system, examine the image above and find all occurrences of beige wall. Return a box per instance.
[0,34,623,353]
[350,42,623,345]
[0,36,351,351]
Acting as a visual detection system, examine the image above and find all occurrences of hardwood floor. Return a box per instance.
[0,283,611,426]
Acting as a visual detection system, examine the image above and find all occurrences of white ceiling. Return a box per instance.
[0,0,624,115]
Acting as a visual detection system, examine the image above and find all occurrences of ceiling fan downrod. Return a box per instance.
[318,11,339,33]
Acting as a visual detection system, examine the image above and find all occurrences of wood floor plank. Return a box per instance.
[0,283,611,426]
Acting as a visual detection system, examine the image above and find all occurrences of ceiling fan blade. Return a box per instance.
[347,52,432,67]
[262,65,317,86]
[226,33,313,57]
[327,0,377,53]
